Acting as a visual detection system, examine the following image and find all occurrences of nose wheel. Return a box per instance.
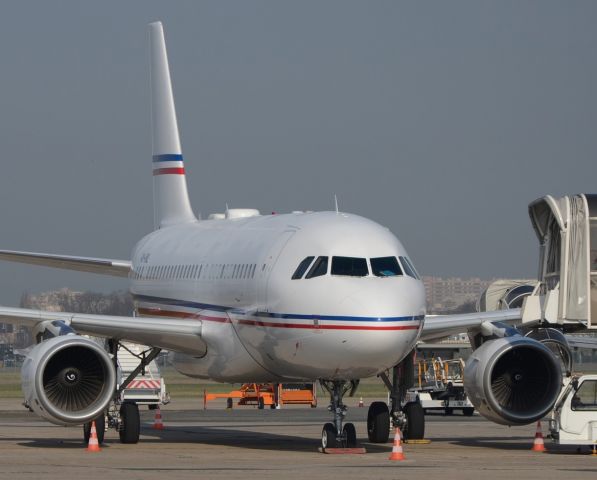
[321,422,357,448]
[320,380,359,449]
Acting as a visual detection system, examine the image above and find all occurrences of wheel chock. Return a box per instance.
[403,439,431,444]
[318,447,367,454]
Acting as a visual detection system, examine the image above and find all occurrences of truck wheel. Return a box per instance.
[404,402,425,440]
[367,401,390,443]
[463,407,474,416]
[119,403,140,444]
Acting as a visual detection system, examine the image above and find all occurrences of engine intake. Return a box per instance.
[21,335,116,426]
[464,336,562,425]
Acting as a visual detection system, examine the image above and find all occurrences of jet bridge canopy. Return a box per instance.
[527,194,596,329]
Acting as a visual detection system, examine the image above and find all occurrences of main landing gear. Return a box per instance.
[320,380,359,449]
[367,351,425,443]
[82,340,161,445]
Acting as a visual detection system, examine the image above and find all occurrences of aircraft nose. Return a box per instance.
[337,280,425,318]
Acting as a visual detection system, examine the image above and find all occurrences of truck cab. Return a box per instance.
[549,374,597,446]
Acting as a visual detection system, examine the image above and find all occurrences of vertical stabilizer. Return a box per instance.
[149,21,196,229]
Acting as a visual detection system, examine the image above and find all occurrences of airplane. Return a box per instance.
[0,22,570,449]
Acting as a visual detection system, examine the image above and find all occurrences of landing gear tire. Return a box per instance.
[463,407,474,417]
[322,422,337,449]
[367,401,390,443]
[258,397,265,410]
[404,402,425,440]
[343,423,357,448]
[83,413,105,445]
[119,402,140,444]
[444,407,453,416]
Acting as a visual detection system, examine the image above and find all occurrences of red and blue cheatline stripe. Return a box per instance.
[152,154,185,176]
[133,294,424,331]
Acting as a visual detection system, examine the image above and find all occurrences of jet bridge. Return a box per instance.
[523,194,597,330]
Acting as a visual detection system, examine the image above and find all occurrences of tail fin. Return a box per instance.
[149,21,196,229]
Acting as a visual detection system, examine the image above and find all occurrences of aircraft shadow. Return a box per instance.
[137,424,378,452]
[451,436,577,453]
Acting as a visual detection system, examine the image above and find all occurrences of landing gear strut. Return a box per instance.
[368,350,425,442]
[81,339,162,445]
[320,380,359,449]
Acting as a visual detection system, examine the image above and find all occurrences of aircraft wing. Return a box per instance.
[0,250,131,277]
[420,308,522,342]
[0,306,205,355]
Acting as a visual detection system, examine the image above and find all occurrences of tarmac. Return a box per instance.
[0,398,595,480]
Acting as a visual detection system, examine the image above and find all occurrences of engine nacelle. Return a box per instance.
[464,336,562,425]
[21,335,116,426]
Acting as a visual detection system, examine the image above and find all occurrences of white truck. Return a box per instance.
[117,342,170,407]
[409,357,474,416]
[549,374,597,448]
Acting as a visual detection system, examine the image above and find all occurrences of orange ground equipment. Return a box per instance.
[204,383,317,409]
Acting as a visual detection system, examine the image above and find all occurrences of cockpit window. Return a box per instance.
[331,256,369,277]
[292,256,315,280]
[371,257,403,277]
[399,256,420,279]
[305,256,328,279]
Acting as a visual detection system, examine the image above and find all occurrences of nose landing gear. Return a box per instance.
[320,380,359,449]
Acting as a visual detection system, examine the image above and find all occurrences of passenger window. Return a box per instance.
[292,256,315,279]
[305,256,328,279]
[399,256,420,279]
[331,257,368,277]
[371,257,402,277]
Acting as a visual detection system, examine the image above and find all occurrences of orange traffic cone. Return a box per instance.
[87,421,101,452]
[153,408,164,430]
[388,427,405,461]
[531,421,546,452]
[358,397,364,408]
[591,444,597,456]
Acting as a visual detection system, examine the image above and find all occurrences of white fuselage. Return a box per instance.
[129,211,426,382]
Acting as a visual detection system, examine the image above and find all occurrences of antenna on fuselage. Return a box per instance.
[334,194,339,214]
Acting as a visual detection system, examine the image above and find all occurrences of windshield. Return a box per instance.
[331,256,369,277]
[371,257,403,277]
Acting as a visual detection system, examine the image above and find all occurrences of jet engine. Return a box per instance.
[21,335,116,426]
[464,336,562,425]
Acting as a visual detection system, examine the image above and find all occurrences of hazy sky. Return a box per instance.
[0,1,596,304]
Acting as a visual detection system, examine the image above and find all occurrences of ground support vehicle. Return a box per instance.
[409,357,474,416]
[117,343,170,408]
[204,383,317,409]
[549,374,597,449]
